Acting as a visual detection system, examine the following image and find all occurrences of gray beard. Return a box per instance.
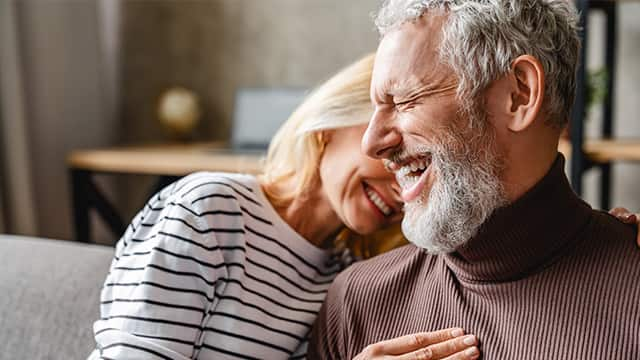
[401,124,507,254]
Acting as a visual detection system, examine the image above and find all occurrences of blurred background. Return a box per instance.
[0,0,639,244]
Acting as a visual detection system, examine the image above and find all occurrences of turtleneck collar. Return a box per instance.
[444,154,593,283]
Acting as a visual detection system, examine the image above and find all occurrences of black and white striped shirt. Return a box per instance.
[89,172,342,359]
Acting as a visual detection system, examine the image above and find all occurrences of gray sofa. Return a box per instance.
[0,235,114,359]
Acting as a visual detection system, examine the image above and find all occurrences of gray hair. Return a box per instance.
[374,0,581,127]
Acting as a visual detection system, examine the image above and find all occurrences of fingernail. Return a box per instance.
[463,335,476,345]
[466,347,479,356]
[451,328,464,337]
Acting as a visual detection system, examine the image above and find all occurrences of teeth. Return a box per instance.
[395,156,431,190]
[366,188,392,216]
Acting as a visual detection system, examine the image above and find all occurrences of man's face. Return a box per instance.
[362,15,506,253]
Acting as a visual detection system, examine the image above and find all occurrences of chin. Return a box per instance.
[400,155,506,254]
[351,223,377,236]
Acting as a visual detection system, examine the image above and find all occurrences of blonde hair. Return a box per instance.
[261,53,376,205]
[260,53,407,259]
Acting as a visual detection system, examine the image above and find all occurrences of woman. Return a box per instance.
[89,54,640,360]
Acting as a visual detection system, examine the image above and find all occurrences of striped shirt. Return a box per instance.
[89,172,342,360]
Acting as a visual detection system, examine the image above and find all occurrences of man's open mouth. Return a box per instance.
[394,154,432,202]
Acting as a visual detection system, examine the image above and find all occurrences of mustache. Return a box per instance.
[388,145,436,165]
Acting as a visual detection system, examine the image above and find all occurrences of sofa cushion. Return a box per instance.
[0,235,113,359]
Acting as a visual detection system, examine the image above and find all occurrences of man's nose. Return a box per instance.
[362,109,401,159]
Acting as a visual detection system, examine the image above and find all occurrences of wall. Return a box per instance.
[119,0,380,144]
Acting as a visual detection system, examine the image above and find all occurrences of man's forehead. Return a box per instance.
[373,14,453,93]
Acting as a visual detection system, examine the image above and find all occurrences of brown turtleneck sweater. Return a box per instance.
[309,156,640,359]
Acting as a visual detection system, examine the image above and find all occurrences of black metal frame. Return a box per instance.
[570,0,618,209]
[70,168,180,243]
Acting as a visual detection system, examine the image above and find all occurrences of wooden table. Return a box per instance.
[67,142,264,243]
[559,138,640,164]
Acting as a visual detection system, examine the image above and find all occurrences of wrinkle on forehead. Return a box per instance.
[374,13,458,101]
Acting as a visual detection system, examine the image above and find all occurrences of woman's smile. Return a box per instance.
[363,182,399,220]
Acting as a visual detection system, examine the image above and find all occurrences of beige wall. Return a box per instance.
[119,0,380,144]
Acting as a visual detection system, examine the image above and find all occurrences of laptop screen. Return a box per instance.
[231,88,307,150]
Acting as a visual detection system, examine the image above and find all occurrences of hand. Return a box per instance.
[609,207,640,247]
[353,328,479,360]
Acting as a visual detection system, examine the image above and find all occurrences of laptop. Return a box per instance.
[214,88,308,154]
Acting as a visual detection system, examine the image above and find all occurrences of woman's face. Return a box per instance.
[319,123,404,235]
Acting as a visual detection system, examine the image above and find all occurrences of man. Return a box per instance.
[309,1,640,359]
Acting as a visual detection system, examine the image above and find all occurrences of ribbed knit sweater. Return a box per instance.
[309,156,640,359]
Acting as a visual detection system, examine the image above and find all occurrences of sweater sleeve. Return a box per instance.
[89,188,228,359]
[308,269,352,360]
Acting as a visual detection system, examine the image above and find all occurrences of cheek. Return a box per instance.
[319,150,358,214]
[367,158,393,178]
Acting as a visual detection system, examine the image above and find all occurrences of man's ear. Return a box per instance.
[507,55,545,132]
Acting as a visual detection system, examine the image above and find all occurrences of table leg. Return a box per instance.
[87,177,127,240]
[70,169,127,243]
[70,169,91,243]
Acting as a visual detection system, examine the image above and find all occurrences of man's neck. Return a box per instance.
[444,154,593,282]
[501,138,560,202]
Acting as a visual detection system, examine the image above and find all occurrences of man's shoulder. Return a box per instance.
[570,208,640,274]
[586,209,638,253]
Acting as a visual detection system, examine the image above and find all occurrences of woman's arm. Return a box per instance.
[90,183,227,359]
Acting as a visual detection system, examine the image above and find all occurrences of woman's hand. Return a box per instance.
[609,207,640,246]
[353,328,479,360]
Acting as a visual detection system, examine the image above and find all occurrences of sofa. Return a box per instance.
[0,235,114,359]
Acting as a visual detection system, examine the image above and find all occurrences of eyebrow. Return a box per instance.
[372,74,457,105]
[387,77,423,99]
[395,80,458,102]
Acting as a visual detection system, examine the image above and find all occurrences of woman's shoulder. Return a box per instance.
[159,172,265,210]
[171,172,258,197]
[123,172,265,244]
[118,172,264,256]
